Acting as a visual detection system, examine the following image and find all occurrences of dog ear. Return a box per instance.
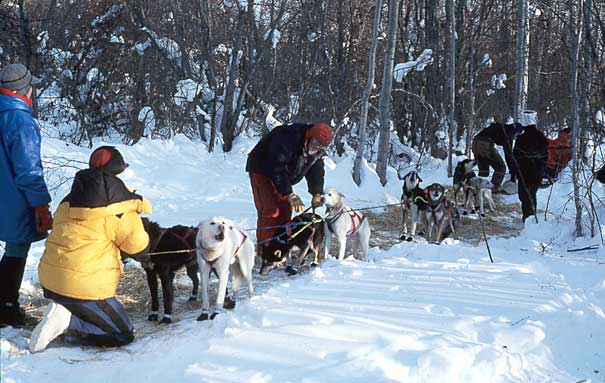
[339,192,345,199]
[273,249,282,260]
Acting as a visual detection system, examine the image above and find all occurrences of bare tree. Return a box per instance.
[447,0,455,177]
[514,0,530,121]
[353,0,383,186]
[570,0,585,237]
[376,0,399,186]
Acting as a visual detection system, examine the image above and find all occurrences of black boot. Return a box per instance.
[0,256,31,328]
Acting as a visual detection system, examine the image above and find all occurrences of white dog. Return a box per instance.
[195,217,254,321]
[322,188,371,261]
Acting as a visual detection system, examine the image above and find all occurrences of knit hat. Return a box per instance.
[306,122,333,146]
[520,110,538,127]
[0,64,41,96]
[89,146,129,175]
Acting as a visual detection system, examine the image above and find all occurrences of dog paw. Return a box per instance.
[160,316,172,324]
[399,234,408,241]
[210,311,220,320]
[147,313,158,322]
[285,266,298,276]
[480,213,486,218]
[223,297,236,310]
[196,311,210,321]
[188,296,197,302]
[310,262,319,268]
[462,210,469,216]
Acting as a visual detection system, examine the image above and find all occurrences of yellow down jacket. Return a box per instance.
[38,168,151,300]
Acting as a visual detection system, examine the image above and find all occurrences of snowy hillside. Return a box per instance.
[1,136,604,383]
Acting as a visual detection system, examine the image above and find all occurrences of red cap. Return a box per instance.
[89,146,129,175]
[307,122,333,145]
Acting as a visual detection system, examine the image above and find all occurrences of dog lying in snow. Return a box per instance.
[195,217,255,321]
[322,188,371,261]
[140,218,199,324]
[421,183,460,243]
[400,170,428,241]
[260,212,325,276]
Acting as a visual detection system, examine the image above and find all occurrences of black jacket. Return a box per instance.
[513,125,548,184]
[475,123,517,174]
[246,124,325,196]
[64,168,143,208]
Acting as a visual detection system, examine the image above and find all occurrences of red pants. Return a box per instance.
[249,173,292,250]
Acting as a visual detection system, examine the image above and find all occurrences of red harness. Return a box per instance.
[346,210,366,237]
[229,227,248,260]
[327,207,365,237]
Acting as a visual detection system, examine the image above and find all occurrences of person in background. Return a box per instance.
[0,63,53,328]
[544,128,571,180]
[512,111,548,225]
[246,122,333,270]
[29,146,151,352]
[471,118,521,192]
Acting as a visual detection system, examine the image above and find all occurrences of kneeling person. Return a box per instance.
[30,146,151,352]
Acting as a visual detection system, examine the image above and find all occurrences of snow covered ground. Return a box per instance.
[1,135,604,382]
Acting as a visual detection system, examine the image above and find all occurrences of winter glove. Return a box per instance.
[34,205,53,233]
[311,194,323,209]
[287,193,305,213]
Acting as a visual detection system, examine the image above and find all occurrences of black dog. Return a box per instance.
[453,159,477,212]
[141,218,200,324]
[260,212,325,276]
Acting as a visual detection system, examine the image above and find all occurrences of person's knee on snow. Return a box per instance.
[32,146,150,350]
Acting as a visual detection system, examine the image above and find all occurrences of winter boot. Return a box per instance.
[0,256,32,328]
[29,302,71,353]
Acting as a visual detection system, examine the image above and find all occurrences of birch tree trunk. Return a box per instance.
[353,0,383,186]
[580,0,593,164]
[220,7,246,153]
[447,0,455,177]
[376,0,400,186]
[514,0,529,121]
[570,0,584,237]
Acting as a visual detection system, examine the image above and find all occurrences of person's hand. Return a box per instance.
[34,205,53,233]
[287,193,305,213]
[311,194,323,209]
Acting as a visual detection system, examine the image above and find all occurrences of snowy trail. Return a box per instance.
[4,239,602,382]
[2,137,604,382]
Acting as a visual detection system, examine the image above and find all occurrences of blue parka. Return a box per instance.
[0,92,51,244]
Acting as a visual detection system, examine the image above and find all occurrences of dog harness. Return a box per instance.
[461,173,477,191]
[402,187,429,210]
[148,227,196,255]
[326,207,366,237]
[199,228,248,268]
[427,198,456,227]
[230,227,248,261]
